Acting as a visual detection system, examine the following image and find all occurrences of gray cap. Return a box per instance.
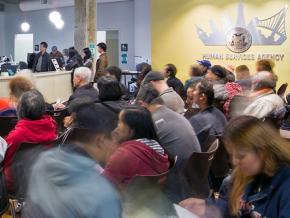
[142,71,164,84]
[51,46,58,52]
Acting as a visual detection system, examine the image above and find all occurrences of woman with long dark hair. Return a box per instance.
[103,106,169,190]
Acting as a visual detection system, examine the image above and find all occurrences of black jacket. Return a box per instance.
[65,55,83,71]
[68,84,99,103]
[32,52,52,72]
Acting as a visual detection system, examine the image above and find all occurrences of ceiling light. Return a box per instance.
[55,19,64,29]
[21,22,30,32]
[49,11,61,23]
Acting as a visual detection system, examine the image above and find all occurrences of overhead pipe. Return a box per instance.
[19,0,130,12]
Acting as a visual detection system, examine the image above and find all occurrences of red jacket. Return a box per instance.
[103,140,169,190]
[4,115,57,192]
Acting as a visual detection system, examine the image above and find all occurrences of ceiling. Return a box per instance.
[0,0,131,4]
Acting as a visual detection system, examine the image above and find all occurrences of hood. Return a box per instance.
[122,140,169,173]
[35,145,101,186]
[16,115,57,143]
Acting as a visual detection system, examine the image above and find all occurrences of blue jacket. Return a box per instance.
[240,166,290,218]
[22,144,122,218]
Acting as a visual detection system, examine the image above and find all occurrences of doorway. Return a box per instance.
[14,34,33,63]
[97,30,119,67]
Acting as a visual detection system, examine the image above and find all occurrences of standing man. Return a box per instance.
[32,42,51,72]
[95,42,108,82]
[50,46,65,68]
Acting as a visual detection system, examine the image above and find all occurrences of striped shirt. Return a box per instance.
[136,138,165,155]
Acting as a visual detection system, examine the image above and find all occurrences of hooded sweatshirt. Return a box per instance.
[4,115,57,191]
[22,144,122,218]
[103,139,170,190]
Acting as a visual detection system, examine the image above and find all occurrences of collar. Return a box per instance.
[243,166,290,203]
[76,84,92,90]
[159,87,174,96]
[249,88,274,99]
[62,143,91,159]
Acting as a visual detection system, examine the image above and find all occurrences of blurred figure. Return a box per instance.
[163,64,185,98]
[184,80,202,119]
[0,69,35,116]
[95,42,108,82]
[49,46,64,68]
[139,71,185,114]
[184,64,203,91]
[235,65,251,92]
[0,137,7,163]
[224,116,290,218]
[197,60,212,75]
[4,90,57,193]
[106,66,122,82]
[205,65,228,101]
[32,42,51,72]
[82,48,93,81]
[189,80,227,150]
[224,64,235,83]
[1,74,35,116]
[22,101,122,218]
[97,76,128,113]
[105,66,129,100]
[65,48,83,71]
[256,59,274,73]
[243,71,284,119]
[136,63,152,96]
[62,48,69,66]
[223,65,242,117]
[103,106,170,190]
[0,98,15,116]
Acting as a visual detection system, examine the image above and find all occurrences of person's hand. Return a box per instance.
[53,102,66,110]
[63,116,74,128]
[179,198,206,217]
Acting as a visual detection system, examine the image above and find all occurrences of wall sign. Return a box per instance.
[34,45,39,52]
[196,1,288,53]
[121,44,128,52]
[89,43,96,58]
[121,52,127,64]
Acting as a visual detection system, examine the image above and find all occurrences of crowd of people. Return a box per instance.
[0,56,290,218]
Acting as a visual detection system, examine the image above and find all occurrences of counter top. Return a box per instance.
[0,70,72,81]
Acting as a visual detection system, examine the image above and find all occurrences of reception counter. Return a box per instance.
[0,71,73,103]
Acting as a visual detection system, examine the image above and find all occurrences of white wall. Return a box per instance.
[1,0,150,70]
[0,11,5,56]
[134,0,151,66]
[98,1,135,70]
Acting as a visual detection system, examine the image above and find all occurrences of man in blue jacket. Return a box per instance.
[32,42,52,72]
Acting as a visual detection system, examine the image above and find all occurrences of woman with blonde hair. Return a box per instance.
[224,115,290,218]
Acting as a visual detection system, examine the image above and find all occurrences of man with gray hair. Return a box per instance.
[243,71,284,119]
[54,67,99,109]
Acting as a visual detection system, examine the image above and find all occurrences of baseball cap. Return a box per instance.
[142,71,164,84]
[51,46,58,52]
[210,65,227,79]
[197,60,212,68]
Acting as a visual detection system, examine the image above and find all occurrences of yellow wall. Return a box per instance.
[152,0,290,88]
